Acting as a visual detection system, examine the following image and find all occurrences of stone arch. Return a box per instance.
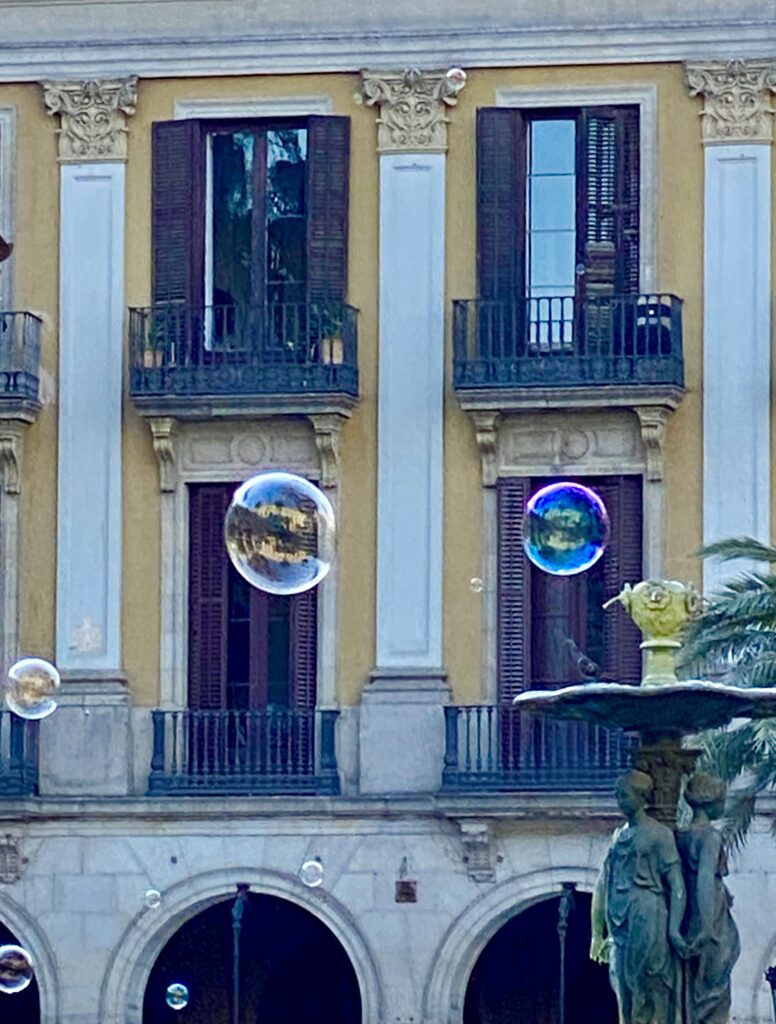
[0,890,59,1024]
[423,865,600,1024]
[99,866,384,1024]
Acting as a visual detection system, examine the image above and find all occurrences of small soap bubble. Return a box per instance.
[0,945,34,994]
[5,658,60,720]
[166,982,189,1011]
[224,472,335,596]
[523,482,609,576]
[445,67,467,91]
[469,577,484,594]
[299,858,324,888]
[144,888,162,909]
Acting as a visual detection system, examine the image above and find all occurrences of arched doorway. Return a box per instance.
[464,891,617,1024]
[0,919,41,1022]
[142,892,361,1023]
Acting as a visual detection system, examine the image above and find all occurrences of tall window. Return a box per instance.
[187,483,316,713]
[151,115,349,359]
[497,475,642,701]
[476,105,640,347]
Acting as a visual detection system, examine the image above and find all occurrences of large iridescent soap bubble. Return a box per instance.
[0,944,34,994]
[5,658,60,720]
[166,982,189,1010]
[523,481,609,576]
[224,472,335,596]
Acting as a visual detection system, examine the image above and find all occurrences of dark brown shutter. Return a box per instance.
[306,115,350,302]
[188,484,231,709]
[290,588,317,711]
[477,108,526,300]
[578,106,640,296]
[598,475,643,683]
[497,477,531,701]
[152,119,206,307]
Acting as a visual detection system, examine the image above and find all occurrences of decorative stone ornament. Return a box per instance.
[458,819,496,883]
[359,68,467,152]
[42,77,138,161]
[685,60,776,144]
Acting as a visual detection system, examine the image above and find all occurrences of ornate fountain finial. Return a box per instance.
[604,580,699,686]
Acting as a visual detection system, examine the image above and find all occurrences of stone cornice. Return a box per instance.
[42,77,137,161]
[359,68,466,153]
[686,59,776,144]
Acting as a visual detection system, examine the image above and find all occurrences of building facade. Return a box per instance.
[0,2,775,1021]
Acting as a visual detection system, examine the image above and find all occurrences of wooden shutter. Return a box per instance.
[188,484,231,709]
[578,106,640,296]
[497,477,531,701]
[151,119,206,307]
[477,108,526,301]
[290,587,317,711]
[306,115,350,302]
[598,475,643,683]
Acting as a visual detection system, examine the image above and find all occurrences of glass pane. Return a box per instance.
[211,131,254,310]
[529,176,576,231]
[266,128,307,309]
[529,119,575,175]
[529,231,576,289]
[266,129,307,219]
[266,597,291,707]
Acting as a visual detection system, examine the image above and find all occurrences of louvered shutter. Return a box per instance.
[306,116,350,303]
[188,484,231,709]
[497,477,531,701]
[477,108,526,300]
[290,587,317,771]
[152,119,206,307]
[578,106,640,296]
[598,475,643,683]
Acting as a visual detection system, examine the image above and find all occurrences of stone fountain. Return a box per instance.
[514,579,776,1024]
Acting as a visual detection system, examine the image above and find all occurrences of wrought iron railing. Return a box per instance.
[452,293,683,390]
[0,312,41,402]
[129,301,358,400]
[148,708,339,796]
[442,705,635,791]
[0,712,38,797]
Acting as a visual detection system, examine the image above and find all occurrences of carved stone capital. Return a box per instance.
[458,819,496,883]
[0,423,24,495]
[0,833,24,884]
[685,60,776,144]
[635,406,669,483]
[359,68,467,153]
[308,413,344,489]
[42,77,138,161]
[468,410,501,487]
[149,416,178,492]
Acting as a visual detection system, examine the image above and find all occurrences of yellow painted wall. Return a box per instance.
[6,62,706,709]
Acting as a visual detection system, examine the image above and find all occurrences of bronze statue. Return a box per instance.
[591,770,687,1024]
[678,774,740,1024]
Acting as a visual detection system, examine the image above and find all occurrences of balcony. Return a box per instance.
[0,311,42,420]
[452,293,683,411]
[442,705,635,792]
[129,301,359,418]
[148,708,340,796]
[0,713,38,798]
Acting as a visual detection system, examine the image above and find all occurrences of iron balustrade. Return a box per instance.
[148,707,340,796]
[0,312,42,402]
[442,705,635,791]
[452,293,683,390]
[129,301,358,400]
[0,712,38,797]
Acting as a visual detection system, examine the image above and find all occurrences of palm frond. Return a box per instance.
[697,537,776,565]
[721,789,757,854]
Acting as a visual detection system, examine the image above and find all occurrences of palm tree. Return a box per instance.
[680,537,776,848]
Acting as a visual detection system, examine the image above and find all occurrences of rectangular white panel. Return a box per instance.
[376,153,445,669]
[57,163,124,670]
[703,144,771,594]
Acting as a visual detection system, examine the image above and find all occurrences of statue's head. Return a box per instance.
[615,769,654,815]
[684,772,727,820]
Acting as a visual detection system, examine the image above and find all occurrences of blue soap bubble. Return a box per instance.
[523,482,609,576]
[0,944,34,994]
[166,982,189,1010]
[224,472,335,596]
